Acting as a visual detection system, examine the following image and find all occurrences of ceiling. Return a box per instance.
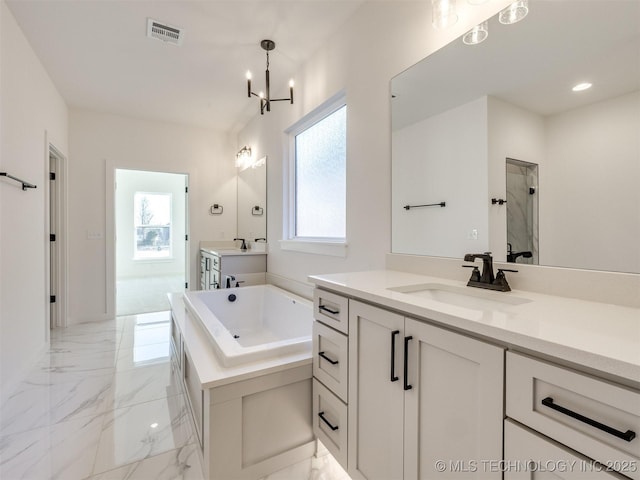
[392,0,640,130]
[6,0,365,133]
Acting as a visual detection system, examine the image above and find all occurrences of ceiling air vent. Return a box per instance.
[146,18,184,46]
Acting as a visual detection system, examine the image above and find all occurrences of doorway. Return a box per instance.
[505,158,538,265]
[115,169,188,316]
[48,145,67,329]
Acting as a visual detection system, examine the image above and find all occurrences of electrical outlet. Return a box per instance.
[468,229,478,240]
[87,231,103,240]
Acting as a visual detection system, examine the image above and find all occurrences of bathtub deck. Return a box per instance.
[168,293,312,390]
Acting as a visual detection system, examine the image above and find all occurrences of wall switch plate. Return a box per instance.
[87,231,104,239]
[468,229,479,240]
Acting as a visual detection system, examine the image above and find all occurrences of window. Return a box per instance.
[134,192,172,259]
[284,94,346,255]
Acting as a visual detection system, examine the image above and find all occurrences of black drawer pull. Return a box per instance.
[390,330,399,382]
[318,351,339,365]
[541,397,636,442]
[318,411,339,431]
[319,305,339,315]
[404,336,413,391]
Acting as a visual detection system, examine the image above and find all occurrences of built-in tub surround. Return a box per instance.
[309,269,640,385]
[183,285,312,367]
[169,291,317,480]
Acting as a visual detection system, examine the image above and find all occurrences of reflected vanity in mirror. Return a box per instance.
[391,0,639,273]
[237,155,267,244]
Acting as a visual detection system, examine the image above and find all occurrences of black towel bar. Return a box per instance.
[0,172,37,191]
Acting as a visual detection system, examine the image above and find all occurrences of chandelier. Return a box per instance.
[246,40,294,115]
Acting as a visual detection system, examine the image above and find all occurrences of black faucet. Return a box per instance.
[463,252,495,283]
[463,252,517,292]
[234,237,247,251]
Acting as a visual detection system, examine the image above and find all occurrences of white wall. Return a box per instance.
[542,91,640,273]
[237,0,512,285]
[0,1,68,394]
[68,110,235,323]
[115,169,186,279]
[487,96,546,261]
[392,97,489,257]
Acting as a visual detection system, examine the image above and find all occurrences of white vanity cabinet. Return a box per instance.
[199,248,266,290]
[505,352,640,480]
[504,420,628,479]
[311,290,505,480]
[347,300,504,480]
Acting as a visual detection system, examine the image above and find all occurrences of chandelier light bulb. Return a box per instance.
[499,0,529,25]
[463,21,489,45]
[432,0,458,29]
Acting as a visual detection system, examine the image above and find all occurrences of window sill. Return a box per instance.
[279,239,347,258]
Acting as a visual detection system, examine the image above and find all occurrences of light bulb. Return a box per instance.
[246,71,252,80]
[432,0,458,29]
[259,91,264,99]
[572,82,592,92]
[463,22,488,45]
[499,0,528,25]
[289,79,295,88]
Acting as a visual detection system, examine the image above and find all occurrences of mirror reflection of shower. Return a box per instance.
[506,158,538,264]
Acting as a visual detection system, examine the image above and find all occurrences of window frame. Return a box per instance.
[282,92,347,257]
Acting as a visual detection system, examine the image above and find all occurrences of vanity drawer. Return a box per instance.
[506,352,640,479]
[313,320,348,402]
[505,420,629,479]
[313,379,348,470]
[314,289,349,334]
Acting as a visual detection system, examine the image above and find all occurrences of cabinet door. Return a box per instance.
[404,318,504,480]
[505,420,627,479]
[349,301,405,480]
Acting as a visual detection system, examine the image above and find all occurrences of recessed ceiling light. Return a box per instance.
[572,82,592,92]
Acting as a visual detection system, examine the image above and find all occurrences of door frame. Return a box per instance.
[46,142,68,330]
[106,162,190,318]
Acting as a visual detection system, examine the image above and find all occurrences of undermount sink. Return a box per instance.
[388,283,531,312]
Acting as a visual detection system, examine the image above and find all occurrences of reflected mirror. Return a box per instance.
[391,0,639,273]
[237,155,267,242]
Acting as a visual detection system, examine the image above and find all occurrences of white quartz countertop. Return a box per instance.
[168,293,310,390]
[200,248,266,257]
[308,270,640,385]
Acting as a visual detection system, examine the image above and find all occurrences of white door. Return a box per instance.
[348,300,405,480]
[404,318,504,480]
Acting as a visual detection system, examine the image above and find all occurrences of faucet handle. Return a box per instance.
[497,268,518,273]
[462,265,481,282]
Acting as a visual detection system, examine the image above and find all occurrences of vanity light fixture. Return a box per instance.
[572,82,593,92]
[432,0,458,29]
[246,40,294,115]
[236,146,252,169]
[499,0,529,25]
[463,21,489,45]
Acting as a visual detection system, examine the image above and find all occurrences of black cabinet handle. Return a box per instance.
[390,330,400,382]
[319,305,339,315]
[318,411,339,431]
[318,351,339,365]
[403,336,413,391]
[541,397,636,442]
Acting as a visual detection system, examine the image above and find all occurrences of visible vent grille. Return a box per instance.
[147,18,184,46]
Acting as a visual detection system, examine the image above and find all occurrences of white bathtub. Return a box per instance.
[183,285,312,367]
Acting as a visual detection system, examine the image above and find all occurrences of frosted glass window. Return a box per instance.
[294,105,346,238]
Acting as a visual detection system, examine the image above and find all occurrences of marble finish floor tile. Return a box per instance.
[92,395,194,475]
[108,362,181,409]
[88,443,203,480]
[0,373,113,436]
[0,414,104,480]
[116,342,171,372]
[24,350,118,385]
[119,324,171,350]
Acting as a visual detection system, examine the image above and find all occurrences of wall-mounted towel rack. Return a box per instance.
[209,204,223,215]
[0,172,37,191]
[252,206,264,216]
[403,201,445,210]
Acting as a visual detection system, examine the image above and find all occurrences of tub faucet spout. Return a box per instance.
[225,275,236,289]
